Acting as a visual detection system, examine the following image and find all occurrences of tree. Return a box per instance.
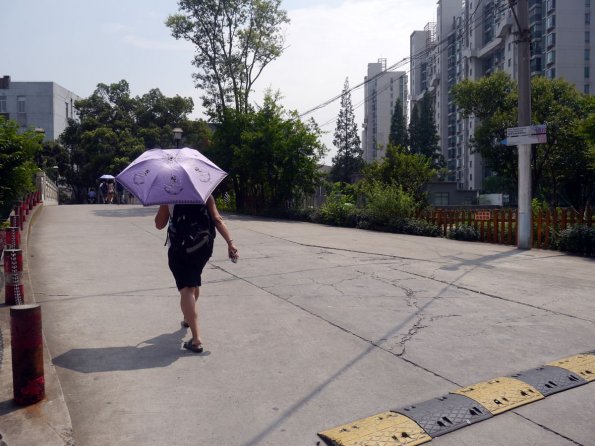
[209,91,326,210]
[166,0,290,121]
[61,80,208,202]
[408,92,441,165]
[361,145,436,206]
[330,78,363,183]
[388,97,407,148]
[453,72,594,208]
[0,117,42,218]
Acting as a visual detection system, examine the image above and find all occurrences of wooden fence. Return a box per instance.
[418,208,594,249]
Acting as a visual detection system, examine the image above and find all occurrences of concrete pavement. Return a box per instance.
[1,204,594,445]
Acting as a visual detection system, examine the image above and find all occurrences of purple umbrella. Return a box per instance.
[115,148,227,206]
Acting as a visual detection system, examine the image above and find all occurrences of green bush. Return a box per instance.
[360,181,415,224]
[448,224,481,241]
[555,225,595,256]
[319,187,357,226]
[398,218,442,237]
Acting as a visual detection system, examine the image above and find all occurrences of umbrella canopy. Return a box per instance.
[99,174,115,180]
[115,147,227,206]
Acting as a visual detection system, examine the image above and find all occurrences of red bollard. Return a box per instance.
[5,226,20,249]
[4,248,24,306]
[37,190,42,204]
[16,204,25,229]
[10,214,19,230]
[28,194,34,211]
[11,304,45,405]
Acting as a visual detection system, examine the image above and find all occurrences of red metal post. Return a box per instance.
[10,304,45,405]
[5,227,20,249]
[4,248,24,306]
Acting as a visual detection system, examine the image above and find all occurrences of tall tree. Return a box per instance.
[60,80,206,202]
[409,92,442,165]
[166,0,290,120]
[330,78,363,183]
[453,72,595,208]
[388,97,407,148]
[209,91,326,210]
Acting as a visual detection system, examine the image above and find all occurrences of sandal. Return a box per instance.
[183,340,204,353]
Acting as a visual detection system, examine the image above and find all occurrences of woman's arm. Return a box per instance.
[154,205,170,230]
[207,196,239,261]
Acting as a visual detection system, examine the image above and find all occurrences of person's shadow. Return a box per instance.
[52,328,209,373]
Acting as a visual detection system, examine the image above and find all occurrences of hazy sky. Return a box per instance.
[1,0,438,162]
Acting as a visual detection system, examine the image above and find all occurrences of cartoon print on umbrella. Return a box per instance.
[164,174,184,195]
[195,167,211,183]
[133,170,150,185]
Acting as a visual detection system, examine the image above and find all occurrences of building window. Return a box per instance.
[585,85,591,94]
[508,58,512,67]
[17,96,26,113]
[587,13,591,25]
[546,33,556,47]
[586,66,591,78]
[0,95,6,113]
[587,31,591,43]
[432,192,449,206]
[546,67,556,78]
[547,0,555,12]
[546,14,556,29]
[546,50,556,64]
[586,49,591,61]
[470,174,473,181]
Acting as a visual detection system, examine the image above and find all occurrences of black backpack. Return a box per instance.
[167,204,216,254]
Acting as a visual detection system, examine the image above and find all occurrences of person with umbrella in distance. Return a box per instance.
[117,148,239,353]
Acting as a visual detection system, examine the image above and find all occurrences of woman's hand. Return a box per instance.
[228,241,239,263]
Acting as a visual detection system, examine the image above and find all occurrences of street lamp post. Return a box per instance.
[173,127,183,149]
[52,165,60,204]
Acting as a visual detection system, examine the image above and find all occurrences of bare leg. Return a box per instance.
[180,286,202,347]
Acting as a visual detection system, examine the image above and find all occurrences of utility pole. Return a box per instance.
[514,0,532,249]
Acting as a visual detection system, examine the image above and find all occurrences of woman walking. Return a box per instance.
[155,195,238,353]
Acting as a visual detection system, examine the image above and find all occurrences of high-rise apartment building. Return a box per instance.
[0,75,80,141]
[362,59,408,162]
[411,0,594,191]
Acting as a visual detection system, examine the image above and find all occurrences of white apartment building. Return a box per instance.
[0,75,80,141]
[362,59,408,162]
[411,0,594,192]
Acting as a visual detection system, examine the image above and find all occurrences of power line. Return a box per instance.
[299,1,509,119]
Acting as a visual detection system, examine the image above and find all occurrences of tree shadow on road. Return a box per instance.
[51,328,207,373]
[92,206,157,218]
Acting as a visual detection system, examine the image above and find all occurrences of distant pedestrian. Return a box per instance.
[87,188,97,204]
[99,182,107,203]
[106,181,115,204]
[154,195,238,353]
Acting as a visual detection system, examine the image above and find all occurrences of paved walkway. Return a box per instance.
[1,204,594,445]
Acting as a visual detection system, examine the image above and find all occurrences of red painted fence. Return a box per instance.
[418,208,594,249]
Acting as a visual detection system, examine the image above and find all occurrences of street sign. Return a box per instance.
[504,124,547,146]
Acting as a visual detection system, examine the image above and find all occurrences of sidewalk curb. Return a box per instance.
[0,204,75,446]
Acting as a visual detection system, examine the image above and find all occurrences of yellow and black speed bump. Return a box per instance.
[450,377,544,414]
[393,394,492,437]
[547,353,595,382]
[318,351,595,446]
[317,411,432,446]
[508,366,586,396]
